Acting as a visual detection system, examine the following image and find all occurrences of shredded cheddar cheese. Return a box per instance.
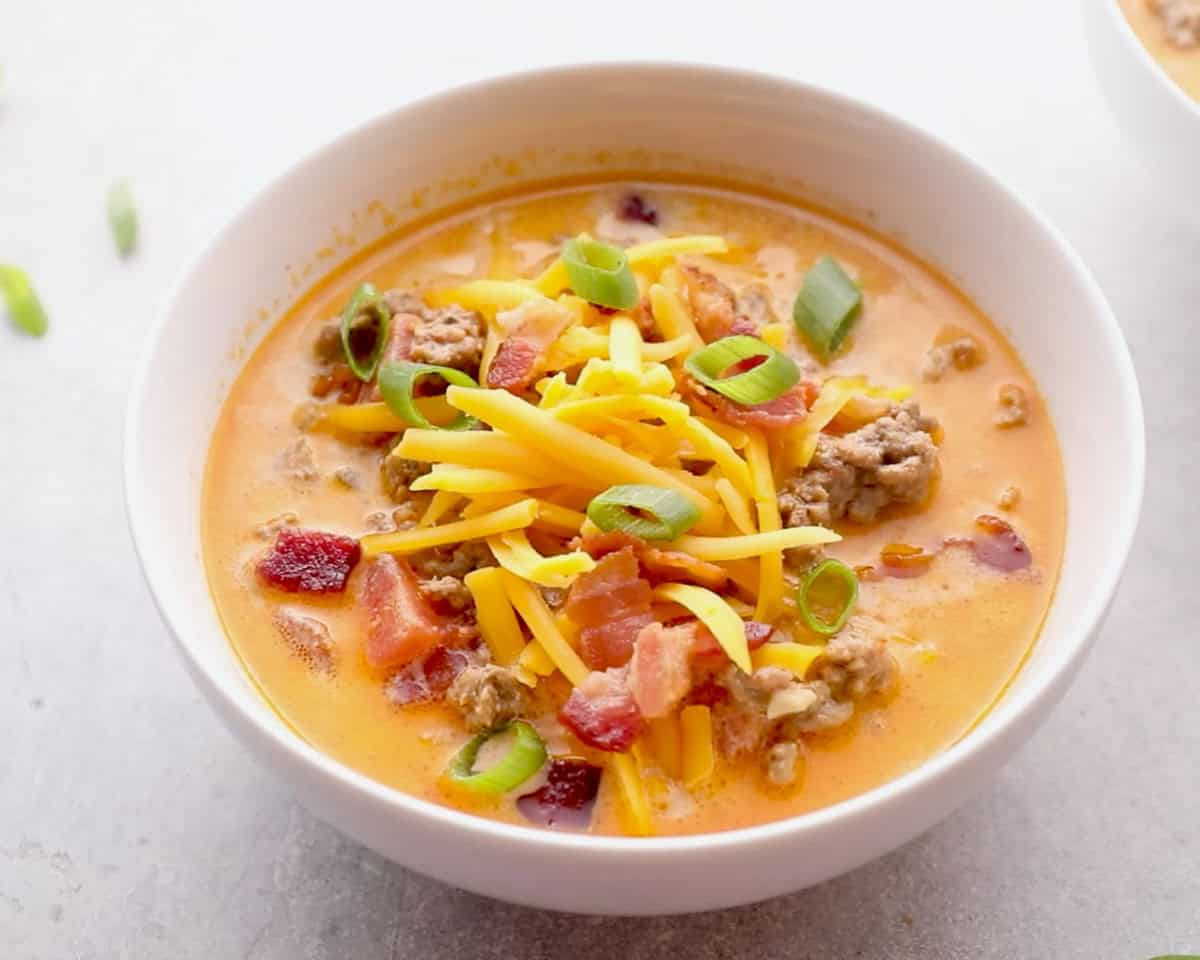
[680,705,715,789]
[500,570,589,685]
[487,529,596,589]
[360,499,538,557]
[654,582,751,673]
[463,568,525,666]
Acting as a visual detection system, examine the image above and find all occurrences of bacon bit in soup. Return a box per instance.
[256,527,362,594]
[360,555,454,669]
[579,528,726,589]
[559,668,644,752]
[517,759,603,829]
[619,193,659,226]
[385,645,473,706]
[564,548,655,670]
[971,514,1032,572]
[685,379,816,431]
[628,622,695,719]
[691,619,773,659]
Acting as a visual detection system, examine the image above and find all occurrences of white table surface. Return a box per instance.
[3,0,1197,956]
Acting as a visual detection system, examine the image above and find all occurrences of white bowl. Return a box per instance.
[1085,0,1200,208]
[124,63,1144,915]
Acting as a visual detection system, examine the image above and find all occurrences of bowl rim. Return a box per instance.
[123,60,1145,855]
[1102,0,1200,119]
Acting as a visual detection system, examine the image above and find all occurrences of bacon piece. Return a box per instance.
[486,338,540,392]
[517,759,603,830]
[360,555,454,669]
[972,515,1033,572]
[487,299,573,393]
[579,530,728,590]
[680,266,738,342]
[256,528,361,595]
[685,680,729,707]
[363,311,416,402]
[618,192,658,226]
[384,645,472,706]
[628,623,694,719]
[684,378,818,431]
[564,548,654,670]
[559,668,644,752]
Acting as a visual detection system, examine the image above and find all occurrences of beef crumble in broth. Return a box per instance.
[203,182,1065,836]
[1121,0,1200,100]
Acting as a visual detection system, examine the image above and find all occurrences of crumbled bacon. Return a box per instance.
[619,192,658,226]
[971,515,1032,572]
[360,555,454,669]
[517,759,603,830]
[363,311,416,402]
[628,622,694,719]
[486,300,572,393]
[684,378,817,430]
[680,266,738,342]
[256,528,361,594]
[564,548,654,670]
[559,668,644,752]
[384,645,473,706]
[578,530,728,590]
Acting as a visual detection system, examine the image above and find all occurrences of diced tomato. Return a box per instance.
[564,548,655,670]
[360,555,452,669]
[517,759,603,830]
[559,669,644,752]
[628,623,694,719]
[256,528,361,594]
[384,645,472,706]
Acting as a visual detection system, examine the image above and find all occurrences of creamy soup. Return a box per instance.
[1121,0,1200,100]
[203,181,1065,837]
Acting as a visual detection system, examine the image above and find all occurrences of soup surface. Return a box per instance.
[204,181,1065,837]
[1120,0,1200,100]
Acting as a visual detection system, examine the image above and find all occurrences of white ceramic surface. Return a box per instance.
[1085,0,1200,210]
[123,63,1144,915]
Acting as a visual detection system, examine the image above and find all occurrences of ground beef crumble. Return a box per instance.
[1152,0,1200,48]
[994,384,1029,428]
[778,400,939,527]
[447,664,528,731]
[409,304,485,373]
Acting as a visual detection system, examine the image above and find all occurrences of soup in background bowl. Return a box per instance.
[1087,0,1200,209]
[124,64,1142,913]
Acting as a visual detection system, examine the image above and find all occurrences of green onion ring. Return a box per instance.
[0,265,49,337]
[797,558,859,636]
[586,484,702,541]
[562,236,639,310]
[683,335,800,405]
[792,256,863,361]
[378,360,479,431]
[107,181,138,257]
[447,721,548,794]
[339,283,392,381]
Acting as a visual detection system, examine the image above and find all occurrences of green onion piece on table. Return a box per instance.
[378,360,479,430]
[107,181,138,257]
[792,256,863,360]
[339,283,392,381]
[797,558,859,636]
[0,265,48,337]
[447,721,548,794]
[586,484,702,541]
[683,335,800,405]
[562,236,639,310]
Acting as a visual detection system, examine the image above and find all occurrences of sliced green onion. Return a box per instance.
[107,181,138,257]
[562,236,638,310]
[0,265,48,337]
[587,484,702,541]
[378,360,479,431]
[797,558,859,636]
[683,335,799,405]
[792,256,863,361]
[340,283,392,381]
[447,721,547,794]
